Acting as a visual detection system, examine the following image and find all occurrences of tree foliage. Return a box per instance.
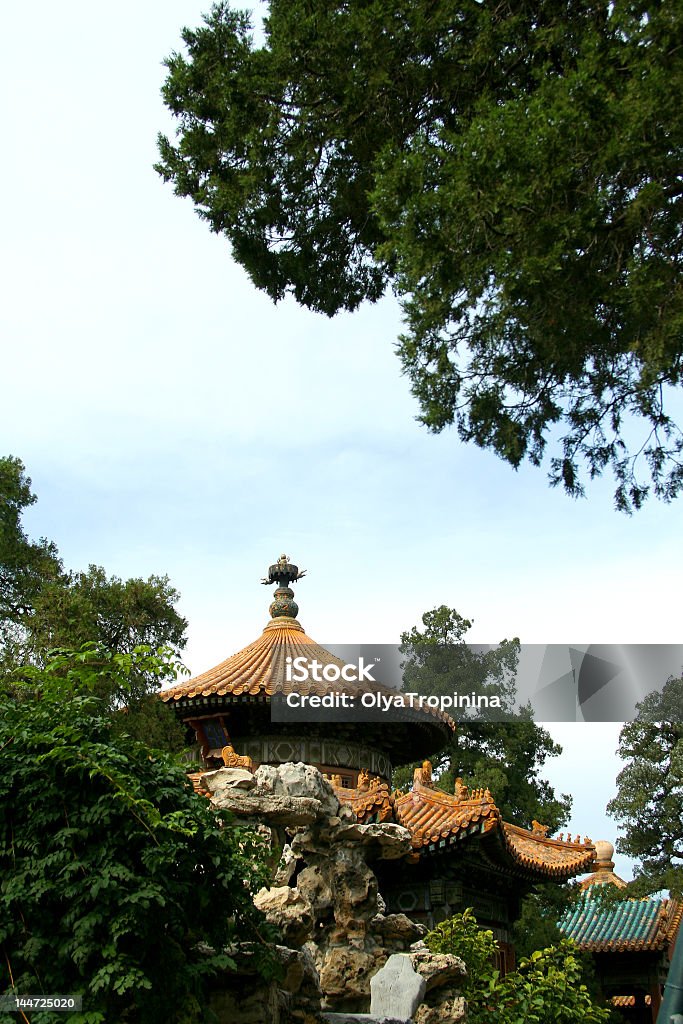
[0,456,62,638]
[607,674,683,897]
[425,909,612,1024]
[0,647,276,1024]
[0,457,187,749]
[394,606,571,832]
[157,0,683,510]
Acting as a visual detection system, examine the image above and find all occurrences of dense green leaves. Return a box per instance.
[394,606,571,831]
[158,1,683,509]
[0,648,276,1024]
[425,909,612,1023]
[0,457,62,641]
[607,675,683,897]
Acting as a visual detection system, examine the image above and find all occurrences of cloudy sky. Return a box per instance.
[3,0,682,880]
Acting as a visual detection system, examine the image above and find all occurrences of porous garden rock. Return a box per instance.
[374,914,426,946]
[273,843,299,886]
[208,942,326,1024]
[409,949,467,1023]
[409,949,466,992]
[335,823,413,859]
[210,787,322,825]
[318,946,383,1006]
[256,762,341,817]
[254,886,314,947]
[200,767,257,792]
[413,997,467,1024]
[202,762,465,1018]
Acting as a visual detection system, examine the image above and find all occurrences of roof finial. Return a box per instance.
[261,555,306,619]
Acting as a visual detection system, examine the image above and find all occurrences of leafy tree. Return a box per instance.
[607,675,683,897]
[0,647,277,1024]
[0,457,187,749]
[157,1,683,510]
[395,606,571,832]
[425,909,612,1024]
[0,456,62,649]
[511,883,574,961]
[509,880,604,1004]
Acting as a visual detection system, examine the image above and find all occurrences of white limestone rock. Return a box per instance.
[255,762,341,817]
[370,953,426,1020]
[335,823,413,859]
[272,843,299,887]
[200,767,256,793]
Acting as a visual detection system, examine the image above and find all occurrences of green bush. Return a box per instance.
[426,908,612,1024]
[0,647,276,1024]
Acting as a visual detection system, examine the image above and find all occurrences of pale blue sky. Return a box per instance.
[3,0,681,881]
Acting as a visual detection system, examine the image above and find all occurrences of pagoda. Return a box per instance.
[161,555,452,786]
[162,557,596,959]
[560,840,682,1022]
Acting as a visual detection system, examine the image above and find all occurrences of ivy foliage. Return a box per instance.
[0,647,277,1024]
[157,1,683,510]
[394,606,571,833]
[425,909,612,1024]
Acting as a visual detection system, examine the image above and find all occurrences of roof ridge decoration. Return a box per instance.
[261,554,307,620]
[578,838,627,889]
[329,769,595,880]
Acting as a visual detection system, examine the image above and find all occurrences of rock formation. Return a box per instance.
[201,762,466,1023]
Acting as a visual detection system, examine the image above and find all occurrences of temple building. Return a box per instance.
[560,840,682,1023]
[161,556,597,965]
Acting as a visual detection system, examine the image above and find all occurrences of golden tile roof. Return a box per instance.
[187,771,210,796]
[161,617,333,702]
[331,774,395,823]
[393,774,499,849]
[333,764,596,881]
[160,615,455,732]
[500,823,596,878]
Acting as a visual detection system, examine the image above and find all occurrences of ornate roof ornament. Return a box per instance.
[261,554,307,619]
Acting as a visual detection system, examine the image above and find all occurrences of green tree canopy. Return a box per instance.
[0,456,62,636]
[0,647,276,1024]
[157,0,683,511]
[0,456,188,749]
[607,675,683,897]
[395,606,571,832]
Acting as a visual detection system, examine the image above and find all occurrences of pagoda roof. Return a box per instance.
[332,765,596,882]
[161,614,453,731]
[559,839,682,953]
[560,890,682,953]
[161,616,349,703]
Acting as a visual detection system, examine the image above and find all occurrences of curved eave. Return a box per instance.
[160,618,321,702]
[500,823,596,880]
[386,780,596,880]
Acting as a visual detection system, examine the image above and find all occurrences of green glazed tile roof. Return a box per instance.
[560,889,673,952]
